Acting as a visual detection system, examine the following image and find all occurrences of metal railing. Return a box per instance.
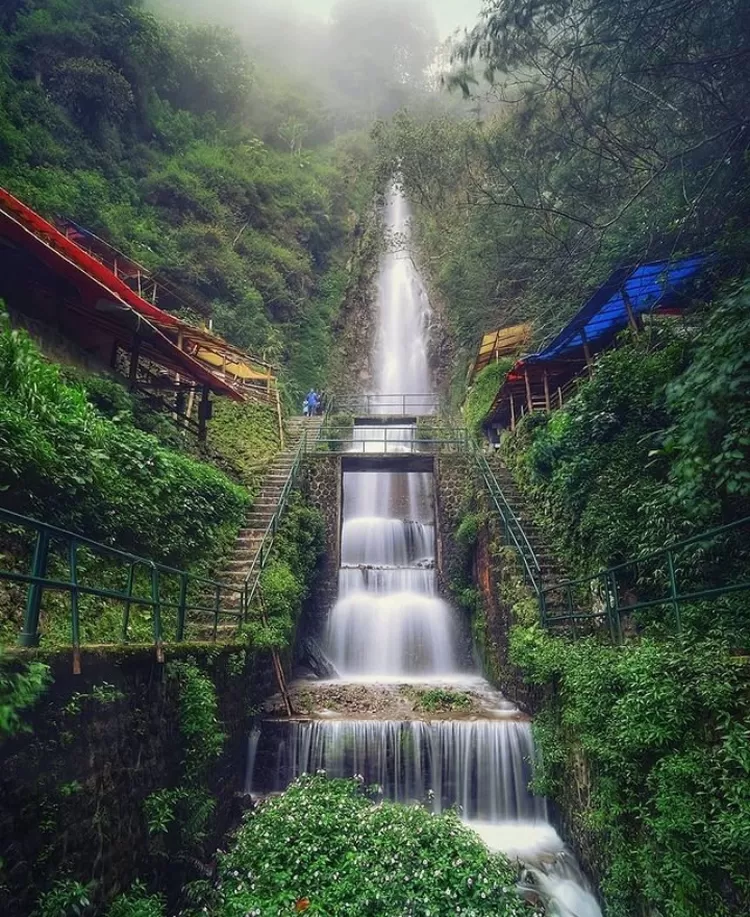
[543,516,750,642]
[468,441,546,616]
[3,509,246,660]
[328,393,442,416]
[307,427,469,454]
[242,432,308,610]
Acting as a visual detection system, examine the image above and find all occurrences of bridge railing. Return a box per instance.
[327,394,442,416]
[306,427,469,454]
[0,509,246,664]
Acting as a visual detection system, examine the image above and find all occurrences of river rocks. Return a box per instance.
[262,678,528,722]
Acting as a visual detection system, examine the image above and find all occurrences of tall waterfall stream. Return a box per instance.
[248,187,602,917]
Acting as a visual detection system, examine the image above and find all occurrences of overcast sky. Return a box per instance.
[249,0,485,38]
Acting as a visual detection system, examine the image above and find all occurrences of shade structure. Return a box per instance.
[484,253,713,431]
[0,186,276,402]
[470,323,533,381]
[524,255,709,366]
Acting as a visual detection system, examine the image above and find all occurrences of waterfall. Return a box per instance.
[248,184,601,917]
[252,720,547,823]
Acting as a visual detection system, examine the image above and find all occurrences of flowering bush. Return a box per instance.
[216,775,529,917]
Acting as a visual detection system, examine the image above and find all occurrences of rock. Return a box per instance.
[298,637,339,679]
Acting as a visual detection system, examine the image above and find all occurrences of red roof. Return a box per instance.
[0,187,243,400]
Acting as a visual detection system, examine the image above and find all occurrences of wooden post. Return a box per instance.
[275,382,285,448]
[509,393,516,431]
[623,289,642,333]
[543,370,551,412]
[198,384,210,442]
[524,367,533,413]
[581,330,594,377]
[558,386,563,409]
[128,335,141,391]
[185,384,196,433]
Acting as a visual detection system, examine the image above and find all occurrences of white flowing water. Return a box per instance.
[249,185,601,916]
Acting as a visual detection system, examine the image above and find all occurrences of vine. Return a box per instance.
[0,653,50,739]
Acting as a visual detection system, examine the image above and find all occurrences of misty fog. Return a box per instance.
[149,0,485,129]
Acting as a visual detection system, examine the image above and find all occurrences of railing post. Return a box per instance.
[610,571,622,644]
[69,541,81,674]
[566,583,574,627]
[176,572,188,642]
[603,572,618,644]
[20,530,50,647]
[666,549,682,636]
[538,586,547,628]
[122,562,135,642]
[151,565,164,662]
[213,583,221,642]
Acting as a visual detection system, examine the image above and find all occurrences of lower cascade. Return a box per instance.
[251,720,546,823]
[247,186,601,916]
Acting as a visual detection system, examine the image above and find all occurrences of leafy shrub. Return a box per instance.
[410,687,471,713]
[255,495,325,649]
[0,653,50,738]
[217,775,528,917]
[167,660,225,779]
[510,627,750,916]
[0,316,248,569]
[501,328,692,572]
[666,282,750,521]
[463,360,514,437]
[33,879,92,917]
[105,882,165,917]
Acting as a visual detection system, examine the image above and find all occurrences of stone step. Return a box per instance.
[218,571,248,583]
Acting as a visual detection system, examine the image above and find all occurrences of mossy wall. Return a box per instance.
[0,646,275,916]
[299,455,342,632]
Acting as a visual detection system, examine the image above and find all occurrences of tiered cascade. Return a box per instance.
[247,186,601,917]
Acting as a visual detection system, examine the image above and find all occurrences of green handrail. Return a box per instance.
[327,393,441,415]
[468,441,546,618]
[242,431,308,612]
[543,515,750,641]
[310,435,469,453]
[1,507,246,652]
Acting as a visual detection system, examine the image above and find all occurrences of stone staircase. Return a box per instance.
[185,416,323,641]
[219,415,323,595]
[485,455,574,616]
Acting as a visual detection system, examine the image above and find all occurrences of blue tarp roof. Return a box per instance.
[524,254,710,365]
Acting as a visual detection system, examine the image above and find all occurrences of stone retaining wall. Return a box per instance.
[300,455,342,631]
[0,645,275,916]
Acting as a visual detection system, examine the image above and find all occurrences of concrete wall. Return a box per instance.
[433,455,473,595]
[0,646,275,916]
[300,455,342,631]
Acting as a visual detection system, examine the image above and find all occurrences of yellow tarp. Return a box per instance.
[470,323,532,380]
[195,346,272,382]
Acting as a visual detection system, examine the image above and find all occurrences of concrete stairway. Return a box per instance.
[218,415,323,597]
[185,416,323,641]
[485,455,573,612]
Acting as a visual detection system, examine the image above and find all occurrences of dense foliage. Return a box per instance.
[0,654,50,739]
[495,283,750,915]
[375,0,750,384]
[216,775,530,917]
[0,314,248,567]
[256,495,325,649]
[463,360,513,436]
[510,628,750,917]
[501,284,750,575]
[0,0,372,398]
